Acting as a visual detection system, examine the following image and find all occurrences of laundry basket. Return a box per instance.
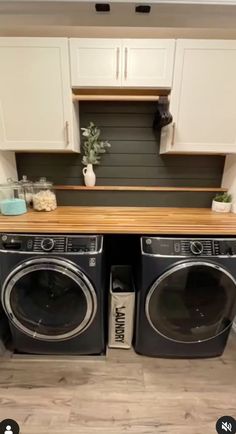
[108,265,135,349]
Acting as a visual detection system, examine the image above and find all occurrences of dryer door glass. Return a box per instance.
[3,259,97,341]
[146,262,236,343]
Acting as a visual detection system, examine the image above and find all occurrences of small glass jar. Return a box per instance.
[33,177,57,212]
[19,175,34,207]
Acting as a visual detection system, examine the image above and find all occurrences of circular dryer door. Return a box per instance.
[2,258,97,341]
[146,262,236,343]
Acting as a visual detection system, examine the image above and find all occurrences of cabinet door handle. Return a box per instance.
[124,47,128,80]
[65,121,70,146]
[116,47,120,80]
[171,122,176,146]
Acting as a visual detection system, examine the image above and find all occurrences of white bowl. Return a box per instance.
[212,200,232,213]
[231,203,236,214]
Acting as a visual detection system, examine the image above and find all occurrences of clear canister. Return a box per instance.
[0,179,26,215]
[33,177,57,212]
[19,175,34,207]
[0,178,24,202]
[0,183,13,204]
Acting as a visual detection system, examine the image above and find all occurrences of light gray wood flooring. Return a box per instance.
[0,334,236,434]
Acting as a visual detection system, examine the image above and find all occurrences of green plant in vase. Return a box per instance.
[81,122,111,187]
[212,192,232,213]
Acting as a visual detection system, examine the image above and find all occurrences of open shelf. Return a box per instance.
[54,186,226,192]
[72,88,170,102]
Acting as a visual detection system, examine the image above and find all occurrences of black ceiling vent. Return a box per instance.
[135,5,151,13]
[95,3,110,12]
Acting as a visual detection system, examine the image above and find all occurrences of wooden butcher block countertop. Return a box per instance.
[0,206,236,235]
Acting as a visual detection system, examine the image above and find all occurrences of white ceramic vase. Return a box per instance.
[83,164,96,187]
[212,200,232,213]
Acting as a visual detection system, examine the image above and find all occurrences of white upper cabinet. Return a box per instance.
[122,39,175,88]
[69,38,175,88]
[0,38,79,152]
[160,39,236,154]
[70,39,122,87]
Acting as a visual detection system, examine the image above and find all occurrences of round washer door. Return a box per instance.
[145,261,236,343]
[2,258,97,341]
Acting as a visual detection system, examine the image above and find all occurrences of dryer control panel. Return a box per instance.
[0,234,102,254]
[142,237,236,257]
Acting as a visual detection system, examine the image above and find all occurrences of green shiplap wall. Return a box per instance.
[16,102,225,207]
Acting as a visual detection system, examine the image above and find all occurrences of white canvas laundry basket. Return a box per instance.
[108,265,135,349]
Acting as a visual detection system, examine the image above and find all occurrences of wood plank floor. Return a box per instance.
[0,334,236,434]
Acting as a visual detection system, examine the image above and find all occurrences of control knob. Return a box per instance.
[41,238,55,252]
[190,241,204,255]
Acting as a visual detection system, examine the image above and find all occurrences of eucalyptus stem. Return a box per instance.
[81,122,111,166]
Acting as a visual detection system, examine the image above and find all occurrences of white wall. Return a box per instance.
[0,152,17,183]
[222,155,236,200]
[1,2,236,37]
[2,26,236,39]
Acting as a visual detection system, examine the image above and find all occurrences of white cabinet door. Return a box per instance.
[0,38,79,152]
[122,39,175,88]
[69,38,175,88]
[70,39,122,87]
[160,40,236,154]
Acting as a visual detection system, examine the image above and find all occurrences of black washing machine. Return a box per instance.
[134,237,236,358]
[0,234,106,355]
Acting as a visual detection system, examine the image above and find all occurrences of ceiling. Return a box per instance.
[1,0,236,3]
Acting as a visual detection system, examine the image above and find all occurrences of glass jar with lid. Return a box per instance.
[33,177,57,212]
[0,178,25,202]
[19,175,34,207]
[0,182,13,204]
[0,179,27,215]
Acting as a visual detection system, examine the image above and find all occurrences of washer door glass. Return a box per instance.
[146,262,236,343]
[3,259,97,341]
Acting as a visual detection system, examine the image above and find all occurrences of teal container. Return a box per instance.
[0,198,27,216]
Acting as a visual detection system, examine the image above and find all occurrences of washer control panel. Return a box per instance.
[0,234,102,254]
[142,237,236,257]
[67,236,97,253]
